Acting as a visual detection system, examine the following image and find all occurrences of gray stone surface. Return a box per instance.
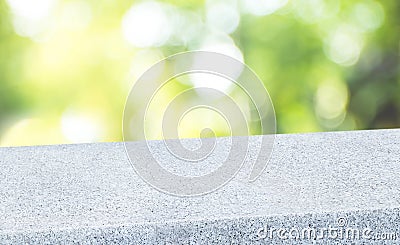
[0,129,399,244]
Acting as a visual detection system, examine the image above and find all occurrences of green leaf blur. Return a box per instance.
[0,0,399,146]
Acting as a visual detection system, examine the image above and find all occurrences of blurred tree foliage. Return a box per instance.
[0,1,29,129]
[0,0,399,146]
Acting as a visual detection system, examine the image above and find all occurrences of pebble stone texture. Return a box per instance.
[0,129,400,244]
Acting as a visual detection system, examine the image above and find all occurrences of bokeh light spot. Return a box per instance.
[122,2,173,47]
[315,80,348,121]
[206,0,240,34]
[353,0,385,32]
[6,0,57,38]
[61,111,103,143]
[325,26,363,66]
[240,0,288,16]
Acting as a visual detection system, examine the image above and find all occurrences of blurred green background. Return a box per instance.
[0,0,399,146]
